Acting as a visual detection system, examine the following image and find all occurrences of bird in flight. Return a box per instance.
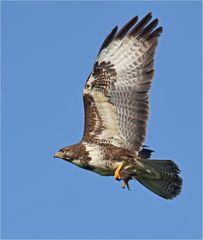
[54,13,182,199]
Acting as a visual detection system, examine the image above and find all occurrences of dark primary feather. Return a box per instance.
[128,12,152,37]
[115,16,138,40]
[98,13,162,55]
[146,26,163,41]
[98,26,118,54]
[138,18,159,39]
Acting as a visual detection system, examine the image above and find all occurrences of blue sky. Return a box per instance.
[1,1,202,239]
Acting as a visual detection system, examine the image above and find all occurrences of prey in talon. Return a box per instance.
[54,13,182,199]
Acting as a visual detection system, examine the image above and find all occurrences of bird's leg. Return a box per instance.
[122,178,131,191]
[114,163,133,190]
[114,162,124,180]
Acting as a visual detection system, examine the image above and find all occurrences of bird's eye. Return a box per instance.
[59,149,64,153]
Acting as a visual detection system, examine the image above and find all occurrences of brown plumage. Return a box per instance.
[54,13,182,199]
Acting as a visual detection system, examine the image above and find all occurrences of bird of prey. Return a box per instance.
[54,13,182,199]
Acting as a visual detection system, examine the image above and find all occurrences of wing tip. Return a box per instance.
[98,12,163,55]
[146,26,163,41]
[98,25,118,54]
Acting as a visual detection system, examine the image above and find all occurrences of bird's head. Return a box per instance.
[54,146,76,162]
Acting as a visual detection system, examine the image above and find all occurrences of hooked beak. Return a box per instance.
[54,151,62,158]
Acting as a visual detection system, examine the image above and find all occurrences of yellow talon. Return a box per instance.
[114,162,124,180]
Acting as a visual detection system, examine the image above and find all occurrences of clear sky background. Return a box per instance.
[2,1,202,239]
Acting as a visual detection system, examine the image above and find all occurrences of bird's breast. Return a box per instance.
[83,142,122,176]
[90,158,121,176]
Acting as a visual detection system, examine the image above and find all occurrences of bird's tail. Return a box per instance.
[131,159,182,199]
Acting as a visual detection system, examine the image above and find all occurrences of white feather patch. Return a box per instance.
[92,90,121,145]
[85,142,120,176]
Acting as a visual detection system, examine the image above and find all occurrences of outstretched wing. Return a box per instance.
[82,13,162,153]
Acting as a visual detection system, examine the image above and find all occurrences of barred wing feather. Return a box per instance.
[83,13,162,153]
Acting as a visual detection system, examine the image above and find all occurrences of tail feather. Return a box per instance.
[134,159,182,199]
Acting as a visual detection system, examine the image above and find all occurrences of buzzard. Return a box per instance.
[54,13,182,199]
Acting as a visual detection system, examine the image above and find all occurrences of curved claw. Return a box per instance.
[114,162,124,180]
